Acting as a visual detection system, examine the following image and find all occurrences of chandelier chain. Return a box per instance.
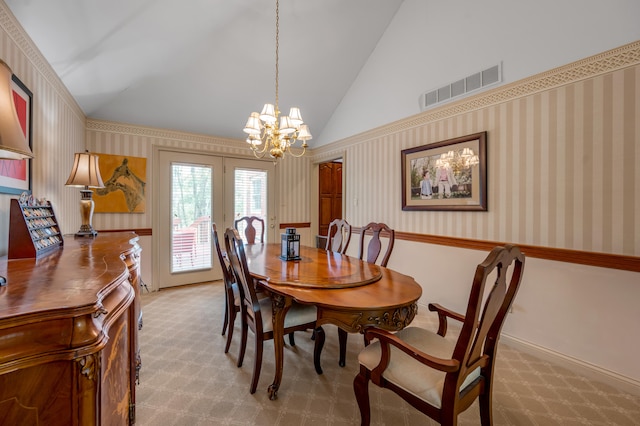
[275,0,279,114]
[242,0,311,162]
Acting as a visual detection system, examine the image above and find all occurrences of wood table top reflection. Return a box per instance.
[243,243,383,289]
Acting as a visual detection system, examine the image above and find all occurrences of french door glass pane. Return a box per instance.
[234,168,267,243]
[171,163,212,273]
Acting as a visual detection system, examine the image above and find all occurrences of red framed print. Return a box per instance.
[0,74,32,194]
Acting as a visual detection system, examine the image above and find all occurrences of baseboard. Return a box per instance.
[501,334,640,397]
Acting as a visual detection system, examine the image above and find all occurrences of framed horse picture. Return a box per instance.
[93,153,147,213]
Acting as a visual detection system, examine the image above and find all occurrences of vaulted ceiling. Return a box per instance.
[6,0,404,144]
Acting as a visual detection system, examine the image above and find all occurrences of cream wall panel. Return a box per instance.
[319,48,640,256]
[0,3,85,253]
[312,43,640,385]
[85,119,312,231]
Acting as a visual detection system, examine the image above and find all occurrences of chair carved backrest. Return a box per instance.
[325,219,352,254]
[357,222,395,267]
[224,228,263,327]
[212,223,241,353]
[446,244,525,397]
[354,244,526,425]
[212,223,233,286]
[234,216,265,244]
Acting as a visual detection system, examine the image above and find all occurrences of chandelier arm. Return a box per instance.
[248,128,273,159]
[285,142,308,158]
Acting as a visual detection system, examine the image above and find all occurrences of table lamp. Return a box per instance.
[65,151,104,237]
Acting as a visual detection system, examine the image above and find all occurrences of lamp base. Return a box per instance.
[75,224,98,238]
[76,189,98,238]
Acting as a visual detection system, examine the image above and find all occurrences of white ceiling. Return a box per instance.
[6,0,403,144]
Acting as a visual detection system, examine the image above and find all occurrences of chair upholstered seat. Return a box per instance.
[358,327,480,409]
[230,282,241,306]
[224,227,325,394]
[256,298,318,334]
[353,244,525,426]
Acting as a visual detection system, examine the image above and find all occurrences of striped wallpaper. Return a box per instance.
[2,0,637,261]
[0,4,86,247]
[312,41,640,257]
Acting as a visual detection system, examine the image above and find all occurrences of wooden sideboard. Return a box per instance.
[0,232,142,426]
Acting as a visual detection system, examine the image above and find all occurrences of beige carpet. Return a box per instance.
[135,283,640,425]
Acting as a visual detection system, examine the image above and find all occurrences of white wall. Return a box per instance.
[318,0,640,145]
[369,240,640,387]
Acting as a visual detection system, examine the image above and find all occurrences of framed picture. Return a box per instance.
[93,153,147,213]
[0,74,32,194]
[401,132,487,211]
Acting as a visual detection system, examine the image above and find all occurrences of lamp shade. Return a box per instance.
[65,151,105,188]
[288,107,303,126]
[279,115,295,135]
[0,60,33,160]
[296,124,312,141]
[243,112,262,135]
[259,103,277,124]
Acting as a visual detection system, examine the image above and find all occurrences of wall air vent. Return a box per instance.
[419,63,502,111]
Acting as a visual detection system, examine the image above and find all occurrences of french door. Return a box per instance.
[155,151,275,289]
[156,150,223,288]
[224,157,277,243]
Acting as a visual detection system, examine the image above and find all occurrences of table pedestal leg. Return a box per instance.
[268,293,291,400]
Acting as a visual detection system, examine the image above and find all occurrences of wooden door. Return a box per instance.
[318,161,342,238]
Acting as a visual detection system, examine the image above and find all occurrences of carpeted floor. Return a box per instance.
[135,283,640,425]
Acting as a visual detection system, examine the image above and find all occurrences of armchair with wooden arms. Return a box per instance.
[353,244,525,426]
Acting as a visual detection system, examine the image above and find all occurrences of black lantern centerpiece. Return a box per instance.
[280,227,301,261]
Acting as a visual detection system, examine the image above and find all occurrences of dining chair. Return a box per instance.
[335,222,396,367]
[224,227,325,394]
[234,216,265,244]
[353,244,526,426]
[212,223,240,354]
[357,222,395,267]
[325,218,352,254]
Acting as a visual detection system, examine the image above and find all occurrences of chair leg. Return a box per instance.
[479,384,493,426]
[222,297,229,336]
[353,370,371,426]
[250,337,263,394]
[338,328,348,367]
[224,307,236,354]
[237,316,248,368]
[288,332,296,346]
[313,326,325,375]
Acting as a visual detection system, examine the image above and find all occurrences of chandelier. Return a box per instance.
[242,0,312,163]
[435,147,479,174]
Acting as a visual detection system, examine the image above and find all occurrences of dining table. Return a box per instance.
[243,243,422,400]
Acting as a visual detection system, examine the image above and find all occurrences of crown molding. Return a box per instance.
[312,40,640,158]
[86,118,246,149]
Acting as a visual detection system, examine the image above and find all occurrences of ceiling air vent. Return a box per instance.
[419,63,502,111]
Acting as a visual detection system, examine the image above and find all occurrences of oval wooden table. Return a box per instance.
[243,244,422,400]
